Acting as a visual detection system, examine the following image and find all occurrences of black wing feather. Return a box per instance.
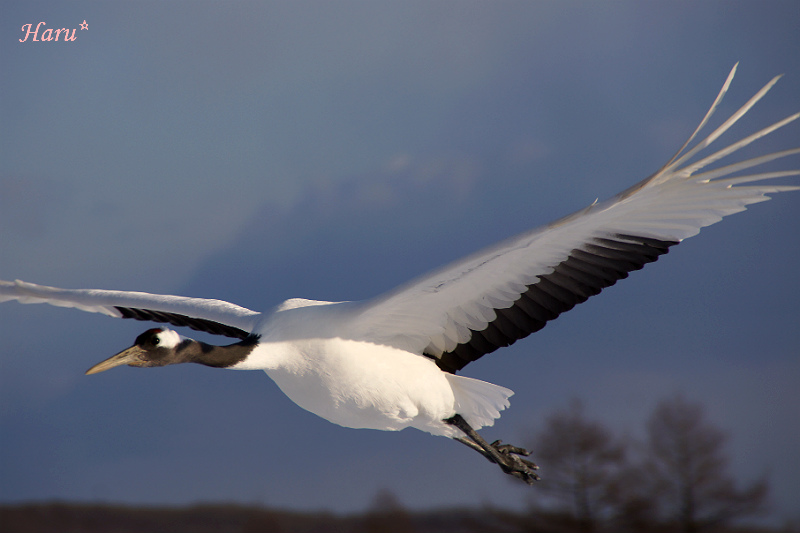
[431,233,678,373]
[114,307,251,339]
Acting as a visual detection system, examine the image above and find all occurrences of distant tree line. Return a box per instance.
[0,397,774,533]
[519,395,768,533]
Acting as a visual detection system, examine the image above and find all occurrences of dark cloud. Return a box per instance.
[1,0,798,522]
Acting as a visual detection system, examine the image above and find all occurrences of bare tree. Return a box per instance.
[532,399,632,532]
[644,395,768,533]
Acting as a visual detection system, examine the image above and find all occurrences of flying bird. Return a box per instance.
[2,65,798,483]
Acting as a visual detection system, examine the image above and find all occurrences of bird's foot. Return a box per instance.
[448,415,540,484]
[487,439,540,484]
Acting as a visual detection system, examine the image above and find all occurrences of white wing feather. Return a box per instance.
[349,65,799,360]
[0,279,261,334]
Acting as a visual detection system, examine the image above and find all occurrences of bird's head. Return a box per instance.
[85,328,189,375]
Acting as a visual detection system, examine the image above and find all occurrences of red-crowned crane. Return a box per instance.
[2,65,798,483]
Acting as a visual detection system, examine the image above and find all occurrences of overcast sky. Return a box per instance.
[1,0,799,524]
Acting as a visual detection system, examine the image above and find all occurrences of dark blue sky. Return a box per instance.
[1,0,798,523]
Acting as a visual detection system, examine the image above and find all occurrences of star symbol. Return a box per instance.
[80,20,88,31]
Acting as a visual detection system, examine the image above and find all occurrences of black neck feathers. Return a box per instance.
[180,335,259,369]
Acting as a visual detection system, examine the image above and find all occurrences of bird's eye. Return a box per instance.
[152,336,160,346]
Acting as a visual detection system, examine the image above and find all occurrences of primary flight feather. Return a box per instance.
[2,65,798,483]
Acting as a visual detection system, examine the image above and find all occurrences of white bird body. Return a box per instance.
[256,338,465,436]
[1,65,798,482]
[231,298,512,437]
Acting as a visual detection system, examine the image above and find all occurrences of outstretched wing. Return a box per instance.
[0,280,260,339]
[350,65,799,373]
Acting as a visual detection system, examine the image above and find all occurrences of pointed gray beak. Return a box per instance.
[85,345,147,375]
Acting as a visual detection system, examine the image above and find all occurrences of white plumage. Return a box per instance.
[1,65,798,482]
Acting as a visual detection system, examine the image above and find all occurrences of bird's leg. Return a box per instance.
[445,414,539,484]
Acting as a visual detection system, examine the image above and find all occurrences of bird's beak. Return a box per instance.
[85,345,147,375]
